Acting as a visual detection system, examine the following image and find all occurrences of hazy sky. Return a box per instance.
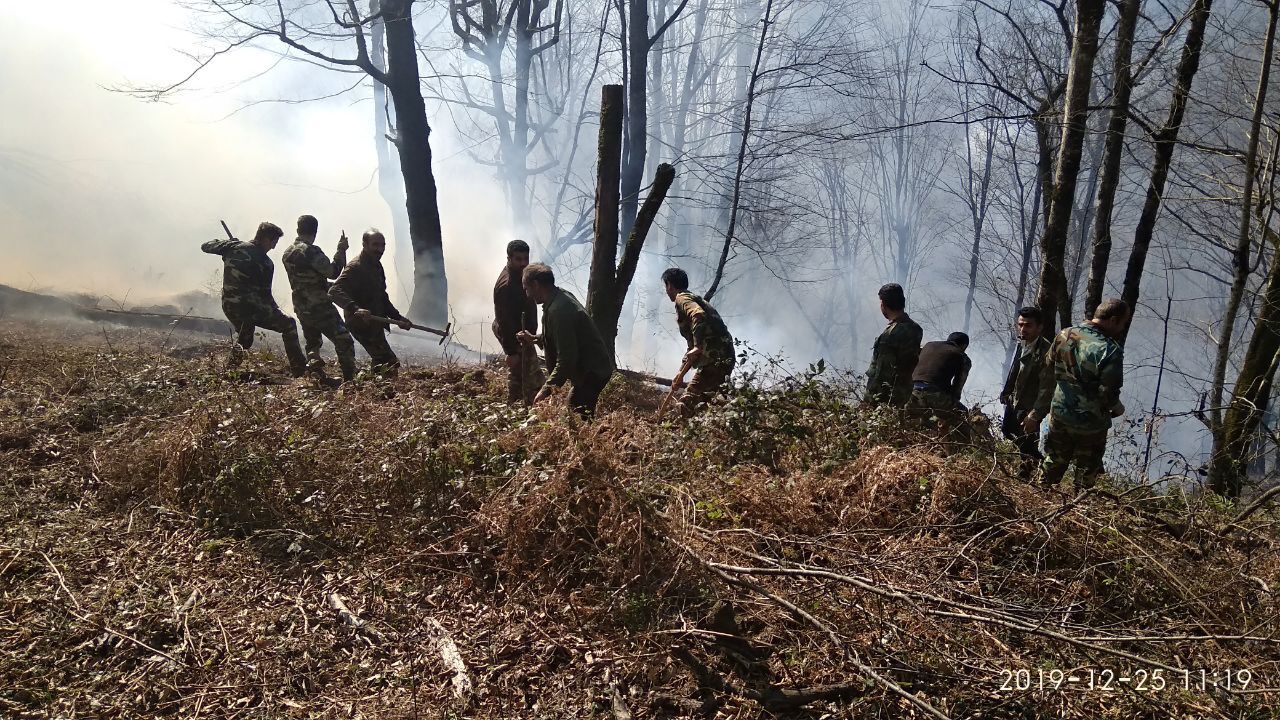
[0,0,516,349]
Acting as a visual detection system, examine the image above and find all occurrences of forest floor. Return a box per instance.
[1,316,1279,719]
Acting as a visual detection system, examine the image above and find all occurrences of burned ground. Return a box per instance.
[0,318,1277,719]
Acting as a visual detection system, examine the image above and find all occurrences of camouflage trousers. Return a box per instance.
[506,346,546,405]
[223,302,306,375]
[908,389,967,441]
[350,325,400,377]
[677,360,734,418]
[1041,422,1108,488]
[298,308,357,381]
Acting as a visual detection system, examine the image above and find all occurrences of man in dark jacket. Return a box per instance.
[999,307,1051,477]
[201,221,307,376]
[518,263,615,417]
[492,239,544,404]
[908,332,971,441]
[910,332,971,411]
[328,229,412,376]
[865,283,923,407]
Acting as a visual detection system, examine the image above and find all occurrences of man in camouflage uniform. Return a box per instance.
[1029,299,1129,489]
[662,267,735,417]
[281,215,357,382]
[201,221,307,376]
[492,239,544,405]
[518,263,615,418]
[328,229,412,376]
[865,283,923,407]
[908,332,971,431]
[999,306,1051,478]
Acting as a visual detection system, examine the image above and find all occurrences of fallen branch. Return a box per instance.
[611,684,632,720]
[427,618,472,701]
[328,592,385,646]
[698,560,951,719]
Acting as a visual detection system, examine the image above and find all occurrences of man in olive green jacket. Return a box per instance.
[518,263,615,417]
[999,306,1051,477]
[865,283,923,407]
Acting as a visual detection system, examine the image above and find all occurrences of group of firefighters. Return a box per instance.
[203,217,1129,487]
[864,282,1130,489]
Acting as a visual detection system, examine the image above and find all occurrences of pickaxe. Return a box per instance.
[656,354,696,419]
[367,314,452,345]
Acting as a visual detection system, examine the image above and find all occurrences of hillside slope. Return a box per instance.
[1,318,1277,719]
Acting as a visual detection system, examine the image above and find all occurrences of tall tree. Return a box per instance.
[1207,0,1279,497]
[620,0,690,242]
[1118,0,1213,336]
[1034,0,1106,331]
[706,0,775,300]
[1082,0,1142,319]
[370,1,413,304]
[448,0,565,238]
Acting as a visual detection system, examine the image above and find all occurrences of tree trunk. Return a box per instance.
[1208,0,1280,497]
[962,122,996,334]
[1119,0,1213,335]
[1066,130,1106,307]
[1210,231,1280,497]
[1082,0,1141,319]
[587,85,625,351]
[615,164,677,310]
[384,0,448,326]
[511,0,534,236]
[620,0,650,243]
[370,2,414,306]
[1035,0,1106,334]
[1210,0,1274,427]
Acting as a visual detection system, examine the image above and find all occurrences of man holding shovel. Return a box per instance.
[328,229,412,377]
[662,267,735,417]
[492,239,544,405]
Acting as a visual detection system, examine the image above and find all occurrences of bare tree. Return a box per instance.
[1034,0,1106,332]
[866,0,946,287]
[619,0,692,243]
[706,0,775,300]
[1119,0,1214,336]
[448,0,565,237]
[1208,0,1279,497]
[1082,0,1142,319]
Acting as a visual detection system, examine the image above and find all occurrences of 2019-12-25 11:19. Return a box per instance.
[998,667,1254,692]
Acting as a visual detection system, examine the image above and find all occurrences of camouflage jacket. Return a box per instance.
[1000,335,1051,416]
[281,238,347,319]
[542,287,615,388]
[674,292,734,369]
[493,266,537,356]
[200,239,278,312]
[328,251,406,331]
[866,313,923,406]
[1035,324,1124,433]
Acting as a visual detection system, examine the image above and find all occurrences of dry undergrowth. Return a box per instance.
[0,318,1278,719]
